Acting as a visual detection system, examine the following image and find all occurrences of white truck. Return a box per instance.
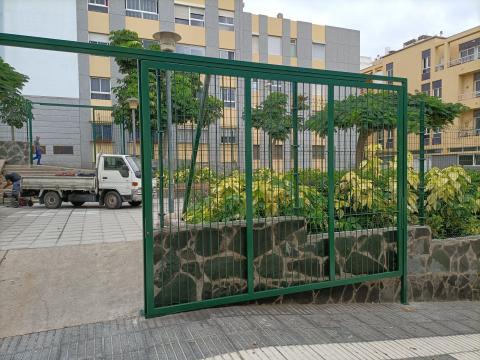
[20,154,142,209]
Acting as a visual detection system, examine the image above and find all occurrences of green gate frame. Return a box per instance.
[0,32,408,318]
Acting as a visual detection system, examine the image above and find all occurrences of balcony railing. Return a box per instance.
[435,63,444,71]
[458,91,480,101]
[448,53,479,67]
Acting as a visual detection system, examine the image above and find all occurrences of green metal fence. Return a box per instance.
[139,60,408,317]
[0,33,408,318]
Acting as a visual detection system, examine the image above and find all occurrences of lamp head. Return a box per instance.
[126,97,139,110]
[153,31,182,52]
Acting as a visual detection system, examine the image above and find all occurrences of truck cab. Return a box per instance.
[97,154,142,209]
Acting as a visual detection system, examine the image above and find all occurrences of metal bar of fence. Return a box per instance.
[28,104,33,166]
[418,101,426,226]
[92,108,97,165]
[244,76,254,296]
[327,84,336,281]
[155,70,164,228]
[292,81,300,214]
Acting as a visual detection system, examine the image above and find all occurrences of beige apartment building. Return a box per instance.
[363,26,480,168]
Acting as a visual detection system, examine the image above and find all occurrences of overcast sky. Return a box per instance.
[243,0,480,59]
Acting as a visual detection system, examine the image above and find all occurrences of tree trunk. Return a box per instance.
[355,129,369,167]
[10,126,15,141]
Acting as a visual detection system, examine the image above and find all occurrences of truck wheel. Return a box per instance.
[44,191,62,209]
[129,201,141,207]
[71,201,85,207]
[104,191,122,209]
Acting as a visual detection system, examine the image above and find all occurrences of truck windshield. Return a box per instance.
[126,156,141,178]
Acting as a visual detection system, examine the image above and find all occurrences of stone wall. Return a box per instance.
[153,220,479,308]
[0,141,29,165]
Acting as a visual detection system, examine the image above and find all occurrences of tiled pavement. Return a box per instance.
[1,302,479,359]
[0,205,142,250]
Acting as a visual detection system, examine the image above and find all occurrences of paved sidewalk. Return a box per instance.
[1,302,479,359]
[0,205,142,250]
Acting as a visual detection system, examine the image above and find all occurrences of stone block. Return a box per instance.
[204,256,247,281]
[154,273,197,307]
[257,253,284,279]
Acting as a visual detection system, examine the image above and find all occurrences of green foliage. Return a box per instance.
[252,92,292,142]
[424,166,480,238]
[109,29,222,132]
[0,57,32,138]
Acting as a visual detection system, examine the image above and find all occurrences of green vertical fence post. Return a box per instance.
[327,84,336,281]
[418,101,425,226]
[92,108,97,165]
[244,77,254,295]
[138,62,154,317]
[28,103,33,165]
[292,81,300,213]
[156,70,164,228]
[183,74,211,213]
[398,84,409,305]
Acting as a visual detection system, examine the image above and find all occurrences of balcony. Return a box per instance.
[448,53,479,67]
[458,91,480,101]
[435,64,444,71]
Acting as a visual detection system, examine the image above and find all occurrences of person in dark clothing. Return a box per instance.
[32,136,42,165]
[3,172,21,198]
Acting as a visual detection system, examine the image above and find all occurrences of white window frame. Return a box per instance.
[176,44,205,56]
[221,87,236,108]
[475,110,480,135]
[88,0,108,12]
[422,56,430,73]
[433,86,442,98]
[459,154,474,166]
[90,77,111,100]
[252,35,259,54]
[125,0,158,20]
[219,49,235,60]
[474,75,480,97]
[89,33,110,45]
[312,42,326,61]
[268,36,282,56]
[266,80,283,92]
[290,39,297,57]
[218,10,234,31]
[175,5,204,27]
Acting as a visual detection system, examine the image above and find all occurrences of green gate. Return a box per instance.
[139,59,408,317]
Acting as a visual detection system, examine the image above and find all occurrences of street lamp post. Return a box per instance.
[127,97,139,157]
[153,31,181,215]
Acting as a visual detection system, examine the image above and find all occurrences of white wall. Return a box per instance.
[0,0,79,98]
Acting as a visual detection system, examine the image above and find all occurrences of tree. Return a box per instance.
[251,91,308,168]
[304,91,469,166]
[0,57,32,140]
[109,30,222,136]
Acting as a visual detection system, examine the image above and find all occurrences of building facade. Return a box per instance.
[362,26,480,168]
[0,0,359,169]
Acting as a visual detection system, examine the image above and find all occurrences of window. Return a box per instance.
[268,36,282,56]
[252,35,259,54]
[93,124,113,142]
[126,0,158,20]
[253,145,260,160]
[89,33,109,45]
[221,87,236,108]
[174,4,204,27]
[474,73,480,97]
[272,144,283,160]
[422,49,431,80]
[142,39,156,49]
[377,130,384,146]
[475,110,480,135]
[104,156,127,171]
[252,78,258,90]
[90,77,111,100]
[218,10,234,31]
[266,80,283,92]
[459,155,474,166]
[432,80,442,98]
[176,44,205,56]
[53,146,74,155]
[386,62,393,77]
[386,129,393,149]
[312,43,326,61]
[432,128,442,145]
[290,39,297,57]
[424,129,430,145]
[221,129,236,144]
[312,145,325,160]
[460,47,475,63]
[421,82,430,95]
[219,49,235,60]
[88,0,108,13]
